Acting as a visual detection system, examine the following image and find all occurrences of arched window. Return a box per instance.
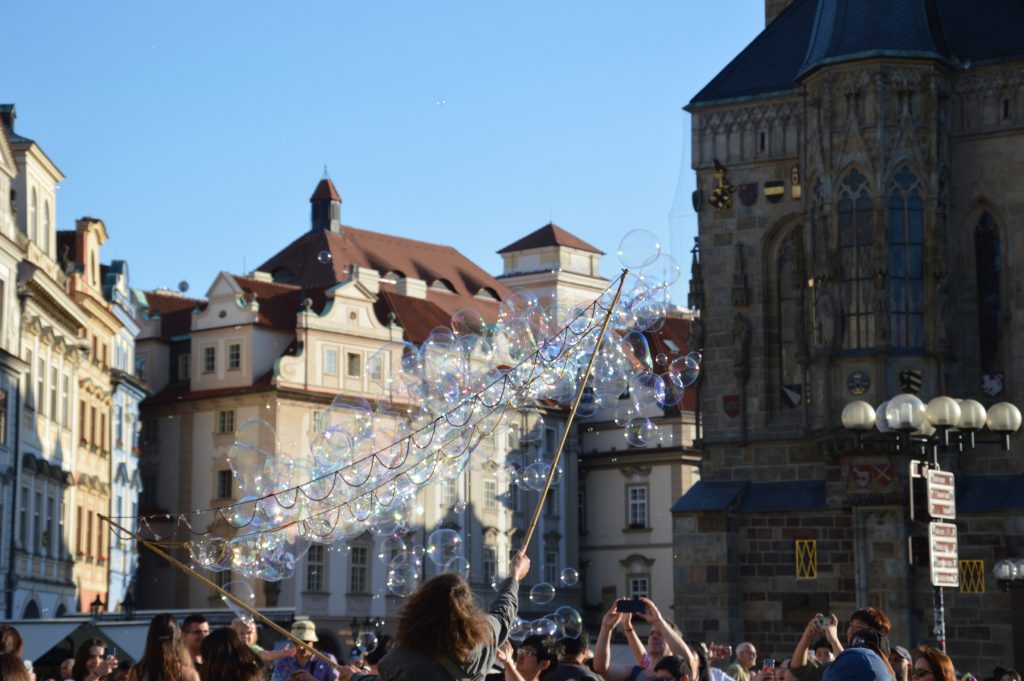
[30,188,38,241]
[975,211,1001,374]
[43,200,51,253]
[777,228,806,407]
[838,169,873,348]
[888,166,925,348]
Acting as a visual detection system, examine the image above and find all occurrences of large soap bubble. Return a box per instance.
[426,528,463,566]
[617,229,661,269]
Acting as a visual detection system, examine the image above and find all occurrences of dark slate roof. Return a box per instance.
[956,474,1024,512]
[497,223,603,255]
[689,0,1024,108]
[736,480,828,513]
[799,0,950,77]
[672,479,827,513]
[671,480,747,512]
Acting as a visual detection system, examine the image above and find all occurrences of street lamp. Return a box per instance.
[842,395,1022,452]
[994,559,1024,591]
[842,393,1022,653]
[121,591,136,621]
[89,595,105,619]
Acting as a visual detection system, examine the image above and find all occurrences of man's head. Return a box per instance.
[515,636,558,680]
[290,620,319,662]
[813,639,834,664]
[559,631,590,663]
[655,655,693,681]
[823,648,891,681]
[181,614,210,659]
[890,646,912,681]
[736,642,758,670]
[847,608,891,642]
[649,620,681,658]
[60,658,75,678]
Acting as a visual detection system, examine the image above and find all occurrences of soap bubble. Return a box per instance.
[426,528,463,565]
[378,535,407,564]
[617,229,661,269]
[490,573,506,591]
[626,416,656,447]
[178,280,189,293]
[357,631,378,653]
[443,556,471,579]
[669,355,701,388]
[220,580,256,621]
[452,308,487,337]
[560,567,579,586]
[529,582,556,604]
[386,563,421,597]
[317,250,332,264]
[509,618,530,642]
[554,606,584,639]
[531,617,559,637]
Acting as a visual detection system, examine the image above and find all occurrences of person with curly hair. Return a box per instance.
[345,549,530,681]
[128,613,199,681]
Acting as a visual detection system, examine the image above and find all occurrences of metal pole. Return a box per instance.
[521,269,627,552]
[933,585,946,652]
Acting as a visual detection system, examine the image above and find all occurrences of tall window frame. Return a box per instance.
[975,211,1002,374]
[306,544,326,592]
[349,545,369,593]
[888,166,925,348]
[838,168,874,349]
[627,485,648,529]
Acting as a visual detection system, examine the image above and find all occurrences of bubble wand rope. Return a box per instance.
[520,269,628,552]
[99,514,343,673]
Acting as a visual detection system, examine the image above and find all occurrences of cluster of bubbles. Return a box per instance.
[124,229,702,598]
[509,605,585,642]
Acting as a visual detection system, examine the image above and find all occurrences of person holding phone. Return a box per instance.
[71,639,118,681]
[593,597,698,681]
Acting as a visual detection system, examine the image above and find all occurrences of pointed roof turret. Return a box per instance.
[310,172,342,233]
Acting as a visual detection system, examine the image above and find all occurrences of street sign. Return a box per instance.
[927,469,956,520]
[929,521,959,588]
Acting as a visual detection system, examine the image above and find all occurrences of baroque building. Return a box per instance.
[673,0,1024,670]
[134,179,586,650]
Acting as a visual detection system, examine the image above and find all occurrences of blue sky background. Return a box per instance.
[6,1,764,300]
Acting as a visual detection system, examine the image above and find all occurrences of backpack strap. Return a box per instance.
[435,655,472,681]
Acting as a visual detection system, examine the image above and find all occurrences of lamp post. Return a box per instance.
[842,394,1022,652]
[994,559,1024,591]
[89,595,105,620]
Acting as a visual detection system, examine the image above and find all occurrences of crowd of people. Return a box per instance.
[0,553,1018,681]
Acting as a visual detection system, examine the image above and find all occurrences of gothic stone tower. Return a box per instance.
[673,0,1024,669]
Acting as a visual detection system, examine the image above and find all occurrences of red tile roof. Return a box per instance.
[257,225,511,304]
[644,315,697,413]
[142,290,203,338]
[310,178,341,202]
[497,223,603,255]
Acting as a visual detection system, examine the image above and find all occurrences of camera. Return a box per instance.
[616,596,646,614]
[814,615,829,630]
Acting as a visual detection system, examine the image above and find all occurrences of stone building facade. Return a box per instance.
[673,0,1024,670]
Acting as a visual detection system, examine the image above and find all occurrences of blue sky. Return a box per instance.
[7,1,764,299]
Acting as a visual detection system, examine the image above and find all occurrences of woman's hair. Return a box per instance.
[72,638,108,681]
[655,655,691,681]
[0,653,30,681]
[199,627,262,681]
[913,645,956,681]
[365,634,394,666]
[850,608,892,636]
[0,625,23,657]
[135,613,195,681]
[394,573,492,661]
[1002,672,1022,681]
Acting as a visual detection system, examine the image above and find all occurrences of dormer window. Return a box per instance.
[430,279,456,293]
[381,270,404,284]
[475,287,500,301]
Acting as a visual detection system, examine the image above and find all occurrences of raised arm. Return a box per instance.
[594,601,634,681]
[639,597,698,677]
[621,611,648,665]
